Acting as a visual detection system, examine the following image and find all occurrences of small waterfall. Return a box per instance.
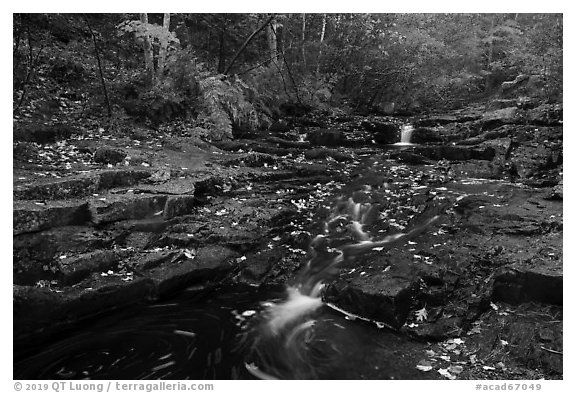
[395,124,415,146]
[244,194,440,379]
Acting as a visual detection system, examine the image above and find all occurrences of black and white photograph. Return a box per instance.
[11,6,564,384]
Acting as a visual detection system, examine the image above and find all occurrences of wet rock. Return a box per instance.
[413,146,495,161]
[304,148,353,162]
[324,272,420,329]
[14,200,91,235]
[265,136,310,149]
[391,151,432,165]
[14,226,116,276]
[144,245,239,297]
[93,146,127,165]
[97,168,152,190]
[404,317,464,340]
[236,248,281,285]
[14,175,99,201]
[58,249,132,285]
[492,263,562,305]
[14,277,155,339]
[361,120,398,144]
[415,115,458,127]
[164,195,196,219]
[308,129,347,147]
[486,99,519,111]
[89,194,168,224]
[132,178,196,195]
[223,152,277,167]
[481,107,518,130]
[411,127,443,144]
[524,104,563,126]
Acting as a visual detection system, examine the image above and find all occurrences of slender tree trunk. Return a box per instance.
[157,13,171,80]
[301,13,307,68]
[316,13,326,74]
[217,16,226,73]
[224,15,274,75]
[267,18,278,64]
[139,13,155,87]
[84,15,112,117]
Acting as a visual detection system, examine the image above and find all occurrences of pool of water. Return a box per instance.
[14,283,435,380]
[14,286,277,380]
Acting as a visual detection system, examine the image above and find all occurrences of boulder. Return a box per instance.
[93,146,127,165]
[361,120,398,144]
[323,272,420,329]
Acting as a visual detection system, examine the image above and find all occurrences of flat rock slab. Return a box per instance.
[58,249,132,285]
[96,168,152,190]
[14,277,155,340]
[14,174,99,201]
[127,178,196,195]
[89,194,168,224]
[324,271,420,329]
[14,200,90,235]
[143,245,239,297]
[413,145,496,161]
[492,261,562,305]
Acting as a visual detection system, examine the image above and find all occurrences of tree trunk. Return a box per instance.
[224,15,274,75]
[84,15,112,117]
[157,13,171,80]
[316,13,326,74]
[139,13,155,87]
[301,13,307,68]
[217,16,226,74]
[267,17,278,63]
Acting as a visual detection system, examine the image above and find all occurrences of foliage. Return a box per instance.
[13,12,563,131]
[197,75,260,140]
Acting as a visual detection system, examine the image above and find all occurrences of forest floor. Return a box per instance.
[13,105,563,380]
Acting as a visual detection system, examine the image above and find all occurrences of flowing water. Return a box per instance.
[15,152,447,380]
[393,124,415,146]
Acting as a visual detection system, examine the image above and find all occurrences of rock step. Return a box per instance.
[14,200,91,235]
[13,245,239,341]
[492,263,562,305]
[323,271,420,329]
[14,193,197,234]
[14,169,153,201]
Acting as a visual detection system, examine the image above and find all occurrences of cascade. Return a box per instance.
[245,195,440,379]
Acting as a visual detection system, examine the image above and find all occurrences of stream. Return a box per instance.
[14,125,545,380]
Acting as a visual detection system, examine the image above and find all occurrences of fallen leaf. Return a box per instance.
[438,368,455,379]
[448,365,463,375]
[415,307,428,322]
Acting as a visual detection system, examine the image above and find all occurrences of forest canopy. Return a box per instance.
[13,13,562,138]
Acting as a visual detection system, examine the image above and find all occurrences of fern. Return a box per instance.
[198,75,260,140]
